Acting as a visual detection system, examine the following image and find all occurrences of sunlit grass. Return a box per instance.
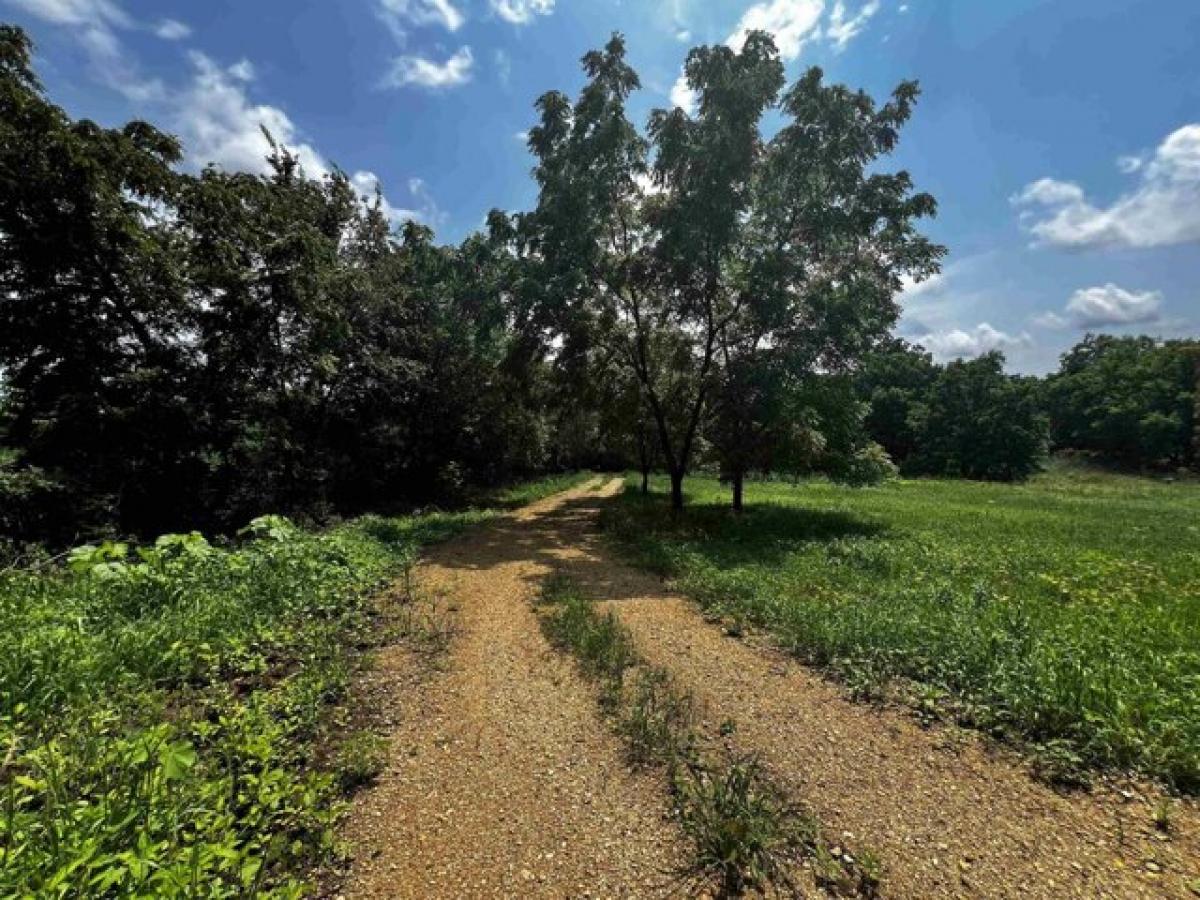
[603,469,1200,790]
[0,471,582,897]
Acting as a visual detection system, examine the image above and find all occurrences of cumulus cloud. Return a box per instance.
[1012,123,1200,249]
[174,52,328,176]
[727,0,824,61]
[382,46,474,89]
[1035,283,1163,330]
[914,323,1031,361]
[154,18,190,40]
[825,0,881,50]
[898,270,945,301]
[670,70,698,114]
[489,0,554,25]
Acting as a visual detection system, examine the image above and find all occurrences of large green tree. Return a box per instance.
[0,25,195,537]
[526,33,942,510]
[908,352,1047,481]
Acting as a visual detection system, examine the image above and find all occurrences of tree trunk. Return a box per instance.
[640,465,650,495]
[731,470,744,513]
[669,469,684,513]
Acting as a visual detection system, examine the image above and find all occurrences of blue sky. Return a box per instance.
[6,0,1199,372]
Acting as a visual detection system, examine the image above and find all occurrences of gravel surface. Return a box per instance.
[565,479,1199,900]
[340,476,1200,899]
[340,480,687,899]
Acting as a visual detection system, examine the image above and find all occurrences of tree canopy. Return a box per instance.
[525,32,943,509]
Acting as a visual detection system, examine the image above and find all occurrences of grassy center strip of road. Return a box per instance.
[534,572,883,898]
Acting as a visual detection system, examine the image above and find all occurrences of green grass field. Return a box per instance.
[603,466,1200,790]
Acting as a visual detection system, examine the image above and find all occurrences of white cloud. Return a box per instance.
[670,70,698,114]
[915,323,1031,360]
[1010,177,1085,206]
[898,270,944,301]
[489,0,554,25]
[5,0,129,28]
[351,171,441,226]
[727,0,824,61]
[174,52,328,177]
[154,18,190,40]
[5,0,165,99]
[1013,123,1200,249]
[826,1,880,51]
[376,0,465,36]
[1065,284,1162,327]
[667,0,878,108]
[1116,154,1144,174]
[383,46,473,89]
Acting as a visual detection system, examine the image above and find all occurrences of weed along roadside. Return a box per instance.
[535,572,883,898]
[0,473,593,899]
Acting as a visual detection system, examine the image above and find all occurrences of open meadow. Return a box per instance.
[604,467,1200,791]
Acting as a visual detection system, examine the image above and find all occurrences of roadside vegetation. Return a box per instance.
[536,573,883,897]
[604,467,1200,791]
[0,473,579,898]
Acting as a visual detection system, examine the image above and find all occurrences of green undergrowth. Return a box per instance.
[0,472,581,898]
[602,472,1200,791]
[536,574,880,898]
[485,470,598,509]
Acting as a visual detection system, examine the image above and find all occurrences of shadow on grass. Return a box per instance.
[605,482,887,570]
[406,477,885,606]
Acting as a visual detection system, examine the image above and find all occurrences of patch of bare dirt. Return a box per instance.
[338,479,686,899]
[337,476,1200,899]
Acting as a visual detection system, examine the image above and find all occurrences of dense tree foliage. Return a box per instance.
[857,343,1048,481]
[1044,335,1198,468]
[906,352,1047,481]
[858,334,1200,481]
[5,20,1195,545]
[854,338,938,467]
[525,33,943,510]
[0,26,560,543]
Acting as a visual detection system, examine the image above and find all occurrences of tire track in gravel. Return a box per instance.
[555,479,1200,900]
[340,479,686,899]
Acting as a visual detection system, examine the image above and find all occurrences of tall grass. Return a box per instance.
[603,471,1200,790]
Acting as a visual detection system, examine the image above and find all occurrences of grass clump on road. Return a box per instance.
[537,573,877,897]
[603,470,1200,791]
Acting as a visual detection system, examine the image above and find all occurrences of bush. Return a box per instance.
[0,509,477,897]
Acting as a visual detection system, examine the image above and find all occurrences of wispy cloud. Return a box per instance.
[825,1,881,51]
[4,0,166,99]
[375,0,465,40]
[154,18,190,40]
